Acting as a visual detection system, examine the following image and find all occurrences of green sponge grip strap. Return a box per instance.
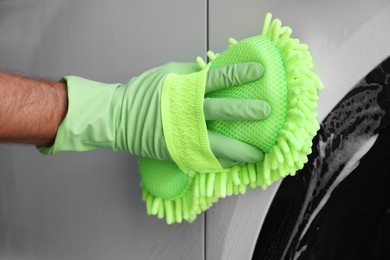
[161,64,222,173]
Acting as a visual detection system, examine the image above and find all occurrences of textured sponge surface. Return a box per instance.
[139,158,189,199]
[207,35,288,152]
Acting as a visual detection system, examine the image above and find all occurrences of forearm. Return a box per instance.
[0,72,68,146]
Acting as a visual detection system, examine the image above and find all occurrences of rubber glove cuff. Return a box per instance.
[39,76,121,154]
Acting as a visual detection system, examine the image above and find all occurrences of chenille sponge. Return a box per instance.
[138,13,323,224]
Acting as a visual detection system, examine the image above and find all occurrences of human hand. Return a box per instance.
[114,61,270,166]
[40,62,270,168]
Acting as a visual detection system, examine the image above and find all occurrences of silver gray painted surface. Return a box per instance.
[2,0,390,259]
[0,1,206,259]
[207,0,390,259]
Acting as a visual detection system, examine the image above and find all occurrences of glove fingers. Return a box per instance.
[204,98,271,121]
[208,130,264,164]
[205,62,263,93]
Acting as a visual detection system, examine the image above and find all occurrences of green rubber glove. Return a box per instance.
[40,62,270,166]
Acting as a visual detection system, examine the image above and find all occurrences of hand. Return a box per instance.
[40,62,270,167]
[115,62,270,166]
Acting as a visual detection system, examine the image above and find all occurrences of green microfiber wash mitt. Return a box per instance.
[139,13,323,224]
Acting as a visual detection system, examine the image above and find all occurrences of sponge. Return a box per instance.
[138,13,323,224]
